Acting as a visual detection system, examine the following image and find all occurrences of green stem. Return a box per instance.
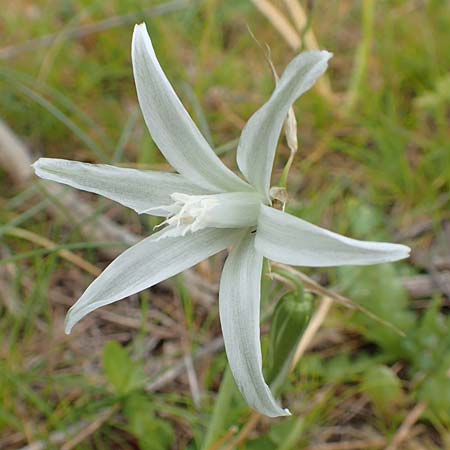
[277,418,305,450]
[273,268,305,295]
[201,366,236,450]
[344,0,375,115]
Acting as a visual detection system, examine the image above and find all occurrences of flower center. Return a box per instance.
[152,192,261,239]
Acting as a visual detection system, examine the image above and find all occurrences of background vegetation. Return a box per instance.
[1,0,449,449]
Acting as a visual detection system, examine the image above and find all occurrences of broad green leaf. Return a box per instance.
[361,365,403,416]
[103,341,147,395]
[124,393,174,450]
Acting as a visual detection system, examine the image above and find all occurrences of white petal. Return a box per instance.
[219,232,290,417]
[132,23,251,193]
[255,205,411,267]
[65,228,240,333]
[237,51,332,198]
[33,158,208,216]
[190,192,263,229]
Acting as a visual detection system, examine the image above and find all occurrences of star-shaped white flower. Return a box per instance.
[33,23,410,417]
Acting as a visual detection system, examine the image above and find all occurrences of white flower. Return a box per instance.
[33,23,410,417]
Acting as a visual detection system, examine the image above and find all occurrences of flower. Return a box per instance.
[33,23,410,417]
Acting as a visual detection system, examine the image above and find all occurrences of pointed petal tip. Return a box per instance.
[31,157,44,168]
[236,48,334,196]
[261,406,291,418]
[322,50,333,60]
[64,305,79,334]
[304,49,332,62]
[32,157,55,171]
[219,233,292,418]
[131,15,251,192]
[134,22,147,33]
[394,243,411,260]
[132,23,149,48]
[383,242,411,262]
[32,158,49,177]
[64,315,74,335]
[315,50,332,67]
[255,205,412,267]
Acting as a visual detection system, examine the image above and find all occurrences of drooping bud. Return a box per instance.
[266,284,312,394]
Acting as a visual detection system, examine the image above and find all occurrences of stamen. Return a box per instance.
[152,192,262,240]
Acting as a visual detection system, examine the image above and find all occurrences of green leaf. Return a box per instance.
[124,393,174,450]
[201,367,239,450]
[324,354,373,384]
[247,437,275,450]
[339,264,415,359]
[103,341,147,395]
[419,371,450,425]
[361,365,403,416]
[414,74,450,110]
[403,298,450,375]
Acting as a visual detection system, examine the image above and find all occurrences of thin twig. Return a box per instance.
[6,227,101,277]
[60,406,117,450]
[273,263,406,337]
[97,309,176,338]
[291,296,334,369]
[0,255,21,316]
[145,336,224,392]
[282,0,319,50]
[0,118,34,184]
[208,426,238,450]
[221,411,262,450]
[251,0,301,49]
[17,422,88,450]
[184,354,202,408]
[304,438,386,450]
[251,0,336,104]
[38,182,140,254]
[385,401,427,450]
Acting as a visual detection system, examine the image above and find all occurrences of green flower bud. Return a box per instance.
[266,285,313,395]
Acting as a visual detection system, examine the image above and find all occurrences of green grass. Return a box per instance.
[1,0,449,449]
